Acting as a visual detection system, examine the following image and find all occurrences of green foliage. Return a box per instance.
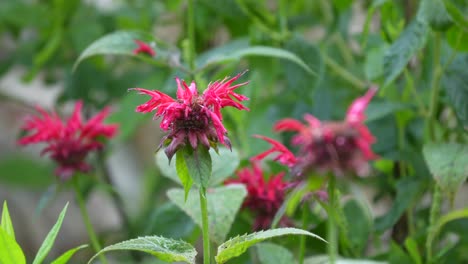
[442,55,468,125]
[256,242,296,264]
[88,236,197,264]
[418,0,453,30]
[33,203,69,264]
[383,20,429,86]
[423,143,468,200]
[215,228,325,264]
[167,185,247,244]
[0,156,54,188]
[177,145,212,190]
[156,147,240,187]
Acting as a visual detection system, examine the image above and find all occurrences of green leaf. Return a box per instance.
[156,147,240,187]
[179,145,212,189]
[343,199,372,254]
[1,201,15,240]
[443,0,468,30]
[404,237,422,264]
[418,0,453,30]
[375,178,426,232]
[196,42,315,75]
[51,244,88,264]
[442,54,468,125]
[167,185,247,244]
[422,143,468,199]
[365,101,410,123]
[383,19,429,86]
[428,208,468,247]
[256,243,296,264]
[87,236,197,264]
[0,228,26,264]
[74,31,156,70]
[283,35,324,99]
[175,148,194,200]
[364,44,388,81]
[215,228,325,264]
[446,26,468,52]
[32,202,69,264]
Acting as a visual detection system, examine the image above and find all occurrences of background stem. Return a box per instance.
[327,175,338,264]
[298,204,309,264]
[187,0,196,73]
[73,178,108,264]
[426,185,442,263]
[199,187,211,264]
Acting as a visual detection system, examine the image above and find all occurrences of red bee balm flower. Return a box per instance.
[132,71,249,160]
[256,87,378,177]
[18,101,118,179]
[133,40,156,57]
[225,162,291,230]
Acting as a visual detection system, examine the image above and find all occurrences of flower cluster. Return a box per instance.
[225,162,291,230]
[132,71,249,160]
[255,87,378,177]
[18,101,118,179]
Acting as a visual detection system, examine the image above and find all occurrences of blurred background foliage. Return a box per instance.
[0,0,467,263]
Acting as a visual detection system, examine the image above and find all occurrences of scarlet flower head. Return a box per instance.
[225,162,291,230]
[133,40,156,57]
[273,87,378,177]
[18,101,118,180]
[251,135,297,167]
[132,71,249,160]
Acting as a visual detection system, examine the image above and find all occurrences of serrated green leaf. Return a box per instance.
[196,41,315,75]
[418,0,453,30]
[33,202,69,264]
[1,201,15,240]
[0,228,26,264]
[215,228,325,264]
[74,31,156,70]
[87,236,197,264]
[383,20,429,86]
[422,143,468,199]
[167,185,247,244]
[256,243,296,264]
[51,244,88,264]
[156,147,240,187]
[442,55,468,125]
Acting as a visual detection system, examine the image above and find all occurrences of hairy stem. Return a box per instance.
[425,33,442,141]
[327,175,338,264]
[299,204,309,264]
[426,185,442,263]
[199,187,211,264]
[73,178,108,264]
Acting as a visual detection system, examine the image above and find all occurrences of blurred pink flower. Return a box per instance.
[254,87,378,177]
[132,71,249,160]
[133,40,156,56]
[18,101,117,179]
[225,162,291,230]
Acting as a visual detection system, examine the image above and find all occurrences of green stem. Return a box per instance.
[425,33,442,141]
[323,54,367,91]
[73,178,108,264]
[187,0,196,73]
[279,0,288,39]
[426,185,442,263]
[327,175,338,264]
[199,187,211,264]
[299,204,309,264]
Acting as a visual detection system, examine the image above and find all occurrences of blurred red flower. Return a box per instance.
[225,162,291,230]
[132,71,249,160]
[133,40,156,57]
[18,101,117,179]
[255,87,378,177]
